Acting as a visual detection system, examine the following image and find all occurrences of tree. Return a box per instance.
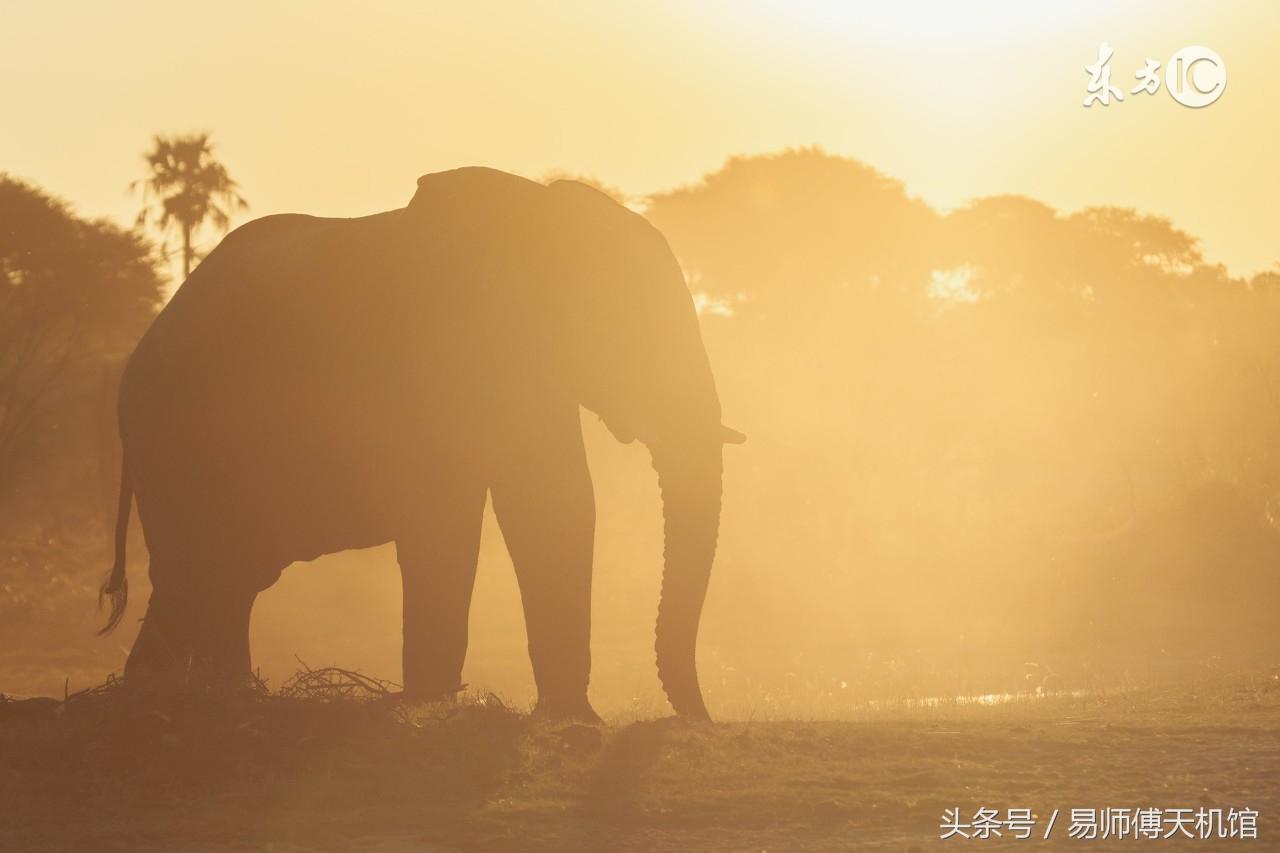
[133,132,248,280]
[645,147,940,323]
[0,176,163,502]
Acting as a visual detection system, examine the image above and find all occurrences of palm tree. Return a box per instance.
[133,132,249,280]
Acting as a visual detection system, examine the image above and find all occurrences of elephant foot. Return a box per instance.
[118,663,262,720]
[532,695,602,724]
[125,581,258,700]
[124,658,259,693]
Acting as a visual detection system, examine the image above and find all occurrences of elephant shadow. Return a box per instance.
[579,718,685,819]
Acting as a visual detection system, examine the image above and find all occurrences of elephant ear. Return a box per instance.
[547,179,633,216]
[408,167,545,212]
[547,178,668,267]
[547,178,609,198]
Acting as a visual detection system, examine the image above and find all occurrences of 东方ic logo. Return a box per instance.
[1084,43,1226,108]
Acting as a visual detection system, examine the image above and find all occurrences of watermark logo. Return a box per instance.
[941,806,1259,841]
[1084,43,1226,108]
[1166,45,1227,108]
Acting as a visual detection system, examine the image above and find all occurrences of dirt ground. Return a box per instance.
[0,670,1276,852]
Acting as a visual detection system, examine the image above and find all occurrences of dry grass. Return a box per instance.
[1,669,1278,851]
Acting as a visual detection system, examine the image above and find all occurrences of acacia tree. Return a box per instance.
[133,132,248,280]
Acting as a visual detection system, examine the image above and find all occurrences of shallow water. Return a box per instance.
[869,687,1092,710]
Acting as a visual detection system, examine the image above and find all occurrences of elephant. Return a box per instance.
[97,167,741,721]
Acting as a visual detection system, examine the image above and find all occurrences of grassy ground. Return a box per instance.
[1,670,1277,852]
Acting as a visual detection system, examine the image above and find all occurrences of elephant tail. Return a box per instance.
[97,449,133,636]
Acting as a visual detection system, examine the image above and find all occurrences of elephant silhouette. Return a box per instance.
[98,167,741,721]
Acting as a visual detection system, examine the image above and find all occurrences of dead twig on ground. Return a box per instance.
[278,658,401,703]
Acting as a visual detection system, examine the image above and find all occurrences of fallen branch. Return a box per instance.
[278,658,401,703]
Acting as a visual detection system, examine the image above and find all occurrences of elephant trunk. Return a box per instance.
[652,438,723,721]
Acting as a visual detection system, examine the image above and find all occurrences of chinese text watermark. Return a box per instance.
[941,806,1258,841]
[1084,43,1226,108]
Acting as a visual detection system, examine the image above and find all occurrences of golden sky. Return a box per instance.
[4,1,1276,275]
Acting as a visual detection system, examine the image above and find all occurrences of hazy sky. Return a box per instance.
[4,1,1276,276]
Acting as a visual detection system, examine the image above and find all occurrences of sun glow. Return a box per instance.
[929,266,979,304]
[746,0,1114,43]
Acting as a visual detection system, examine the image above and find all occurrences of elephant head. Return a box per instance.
[408,168,739,719]
[545,179,741,720]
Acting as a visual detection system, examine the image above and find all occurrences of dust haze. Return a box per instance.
[6,147,1277,715]
[2,4,1278,849]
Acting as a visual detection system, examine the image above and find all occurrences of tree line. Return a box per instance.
[4,143,1278,679]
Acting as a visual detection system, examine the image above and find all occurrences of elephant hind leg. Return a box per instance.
[125,562,259,690]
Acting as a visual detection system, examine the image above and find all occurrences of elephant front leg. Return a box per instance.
[397,479,488,701]
[490,409,600,722]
